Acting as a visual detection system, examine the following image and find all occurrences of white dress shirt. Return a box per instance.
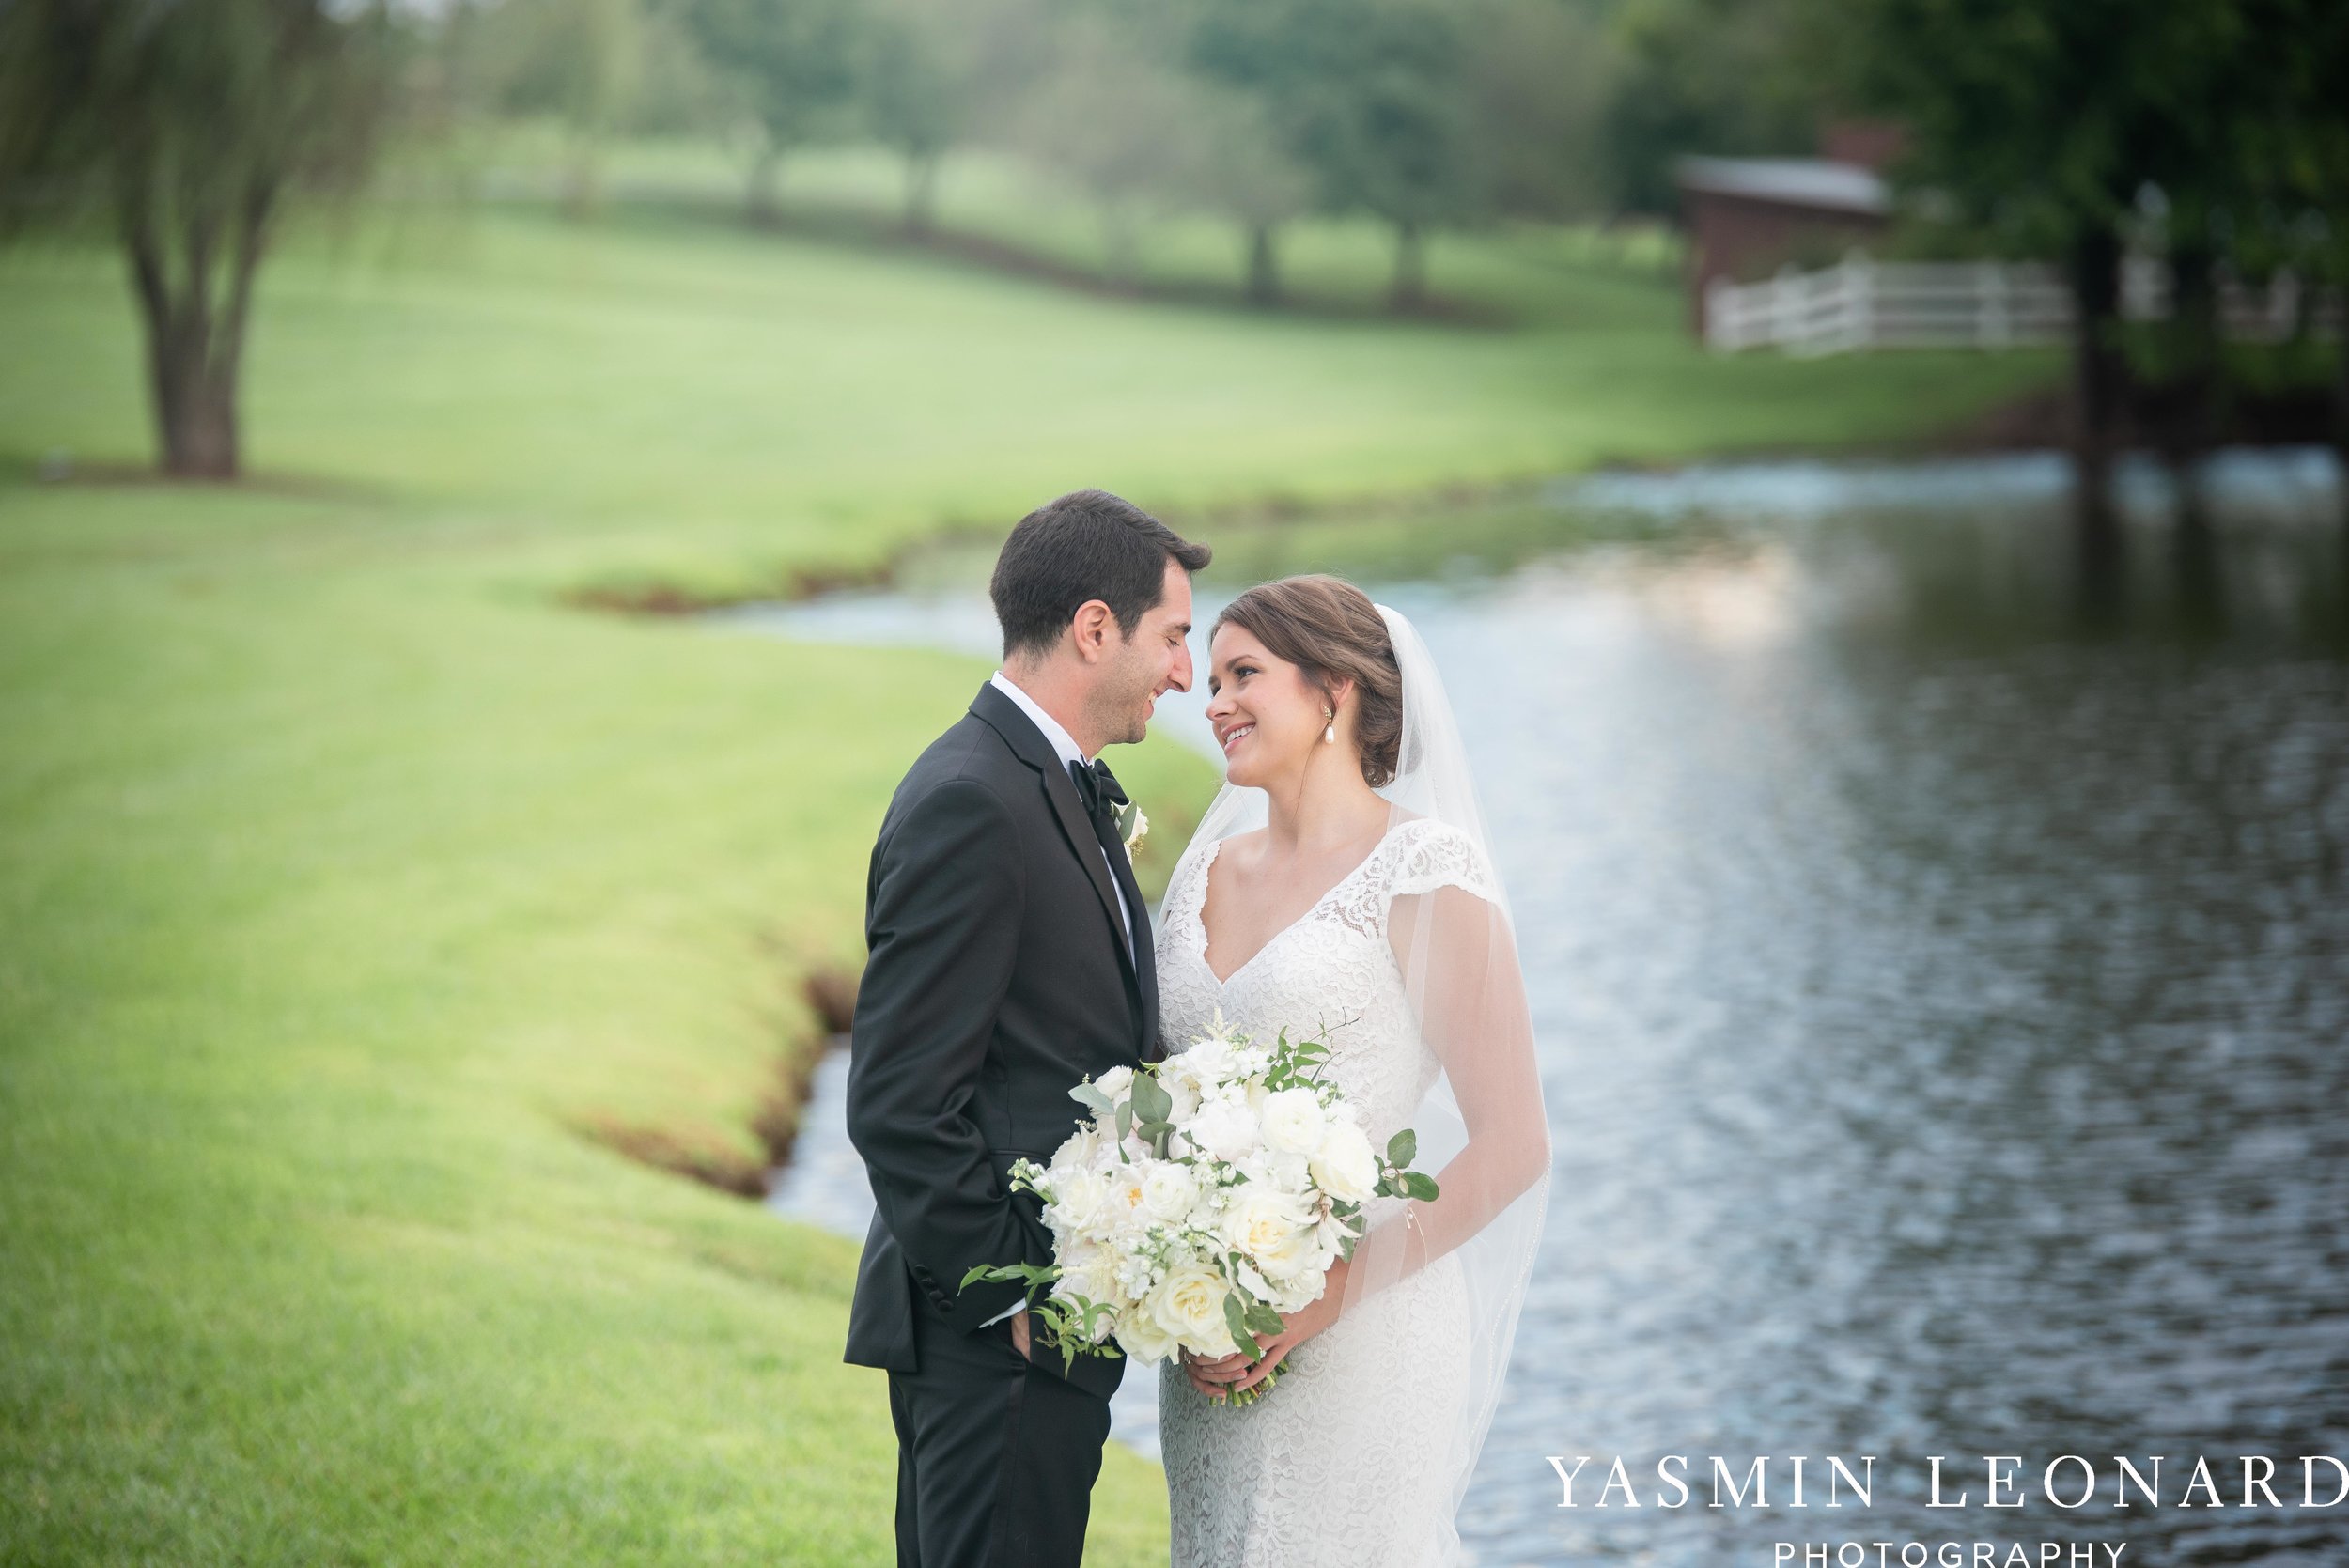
[978,673,1141,1331]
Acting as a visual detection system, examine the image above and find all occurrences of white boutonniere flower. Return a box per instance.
[1113,800,1148,855]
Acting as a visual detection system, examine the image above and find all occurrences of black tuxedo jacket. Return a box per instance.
[842,680,1159,1403]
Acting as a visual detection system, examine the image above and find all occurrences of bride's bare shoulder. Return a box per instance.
[1208,828,1269,875]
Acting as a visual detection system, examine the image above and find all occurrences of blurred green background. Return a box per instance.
[2,0,2341,1562]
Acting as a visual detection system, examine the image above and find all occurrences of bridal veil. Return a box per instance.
[1168,598,1555,1549]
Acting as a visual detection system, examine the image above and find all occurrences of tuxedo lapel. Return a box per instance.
[969,682,1135,988]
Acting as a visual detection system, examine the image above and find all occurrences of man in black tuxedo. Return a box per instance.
[843,489,1211,1567]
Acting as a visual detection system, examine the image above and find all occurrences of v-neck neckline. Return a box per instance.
[1191,826,1399,990]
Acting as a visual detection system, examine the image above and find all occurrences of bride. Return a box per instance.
[1154,575,1554,1567]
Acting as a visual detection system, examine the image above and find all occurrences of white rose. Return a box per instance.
[1140,1162,1198,1223]
[1221,1188,1315,1281]
[1258,1086,1327,1155]
[1308,1120,1379,1204]
[1093,1064,1134,1102]
[1118,1307,1179,1366]
[1048,1170,1107,1234]
[1149,1265,1237,1357]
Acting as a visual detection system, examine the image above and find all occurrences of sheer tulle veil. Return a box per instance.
[1161,600,1554,1552]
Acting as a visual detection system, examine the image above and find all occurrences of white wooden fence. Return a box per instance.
[1705,251,2341,355]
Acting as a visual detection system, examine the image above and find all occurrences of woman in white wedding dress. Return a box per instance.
[1154,576,1553,1568]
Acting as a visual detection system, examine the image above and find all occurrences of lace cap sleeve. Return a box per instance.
[1380,817,1502,912]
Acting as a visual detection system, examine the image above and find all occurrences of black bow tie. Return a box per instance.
[1068,757,1128,834]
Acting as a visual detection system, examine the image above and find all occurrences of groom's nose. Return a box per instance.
[1168,641,1193,692]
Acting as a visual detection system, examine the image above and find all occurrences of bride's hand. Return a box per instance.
[1178,1346,1238,1400]
[1184,1257,1350,1399]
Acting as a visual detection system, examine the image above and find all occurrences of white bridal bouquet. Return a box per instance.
[962,1012,1439,1405]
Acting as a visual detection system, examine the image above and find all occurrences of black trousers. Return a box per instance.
[886,1298,1112,1568]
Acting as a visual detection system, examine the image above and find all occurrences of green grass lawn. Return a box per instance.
[0,180,2056,1564]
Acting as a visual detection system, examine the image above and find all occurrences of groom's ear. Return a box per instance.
[1069,598,1117,663]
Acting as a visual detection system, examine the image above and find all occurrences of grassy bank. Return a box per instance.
[0,191,2054,1563]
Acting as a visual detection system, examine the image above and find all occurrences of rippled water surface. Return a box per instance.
[745,453,2349,1565]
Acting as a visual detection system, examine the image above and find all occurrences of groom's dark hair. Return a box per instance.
[990,489,1211,659]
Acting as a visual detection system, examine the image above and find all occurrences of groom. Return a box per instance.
[843,489,1210,1566]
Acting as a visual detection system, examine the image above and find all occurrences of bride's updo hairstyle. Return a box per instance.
[1212,574,1404,788]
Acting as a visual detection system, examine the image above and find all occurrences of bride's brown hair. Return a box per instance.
[1212,574,1404,788]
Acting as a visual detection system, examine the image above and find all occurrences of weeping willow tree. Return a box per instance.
[0,0,399,477]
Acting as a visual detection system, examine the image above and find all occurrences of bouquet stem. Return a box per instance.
[1221,1353,1291,1408]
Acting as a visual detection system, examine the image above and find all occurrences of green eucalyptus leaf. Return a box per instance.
[1129,1074,1172,1125]
[1403,1171,1440,1202]
[1221,1293,1261,1358]
[1386,1129,1417,1168]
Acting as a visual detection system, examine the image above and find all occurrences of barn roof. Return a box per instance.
[1673,157,1890,216]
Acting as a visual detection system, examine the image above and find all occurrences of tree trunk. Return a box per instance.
[1100,204,1137,288]
[745,141,782,226]
[125,185,267,479]
[902,149,939,238]
[2067,225,2125,601]
[562,133,604,223]
[155,360,240,476]
[1245,223,1281,307]
[1391,219,1426,312]
[2164,236,2220,605]
[2336,256,2349,538]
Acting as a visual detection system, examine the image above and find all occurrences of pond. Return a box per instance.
[728,449,2349,1566]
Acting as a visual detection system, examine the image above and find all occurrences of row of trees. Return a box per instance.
[0,0,1631,476]
[462,0,1620,308]
[4,0,2342,492]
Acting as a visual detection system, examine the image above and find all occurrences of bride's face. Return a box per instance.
[1205,624,1326,787]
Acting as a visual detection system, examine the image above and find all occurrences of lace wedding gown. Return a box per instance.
[1156,815,1499,1568]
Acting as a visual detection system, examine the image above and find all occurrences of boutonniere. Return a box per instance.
[1113,800,1148,856]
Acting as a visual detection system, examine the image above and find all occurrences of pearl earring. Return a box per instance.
[1322,705,1337,745]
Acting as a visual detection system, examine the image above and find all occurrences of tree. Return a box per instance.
[1187,85,1315,306]
[1459,0,1617,227]
[1600,0,1812,217]
[1187,0,1476,311]
[681,0,863,224]
[859,0,1048,237]
[0,0,398,477]
[2248,0,2349,512]
[1012,15,1210,287]
[1815,0,2260,580]
[484,0,647,219]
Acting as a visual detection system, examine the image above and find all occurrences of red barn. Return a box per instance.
[1674,155,1893,337]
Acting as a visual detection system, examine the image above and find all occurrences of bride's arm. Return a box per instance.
[1337,880,1552,1306]
[1202,879,1550,1394]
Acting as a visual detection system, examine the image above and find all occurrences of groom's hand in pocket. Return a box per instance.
[1009,1309,1033,1362]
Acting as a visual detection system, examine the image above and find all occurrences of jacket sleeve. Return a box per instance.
[844,775,1047,1333]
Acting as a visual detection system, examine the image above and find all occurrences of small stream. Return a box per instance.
[738,450,2349,1565]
